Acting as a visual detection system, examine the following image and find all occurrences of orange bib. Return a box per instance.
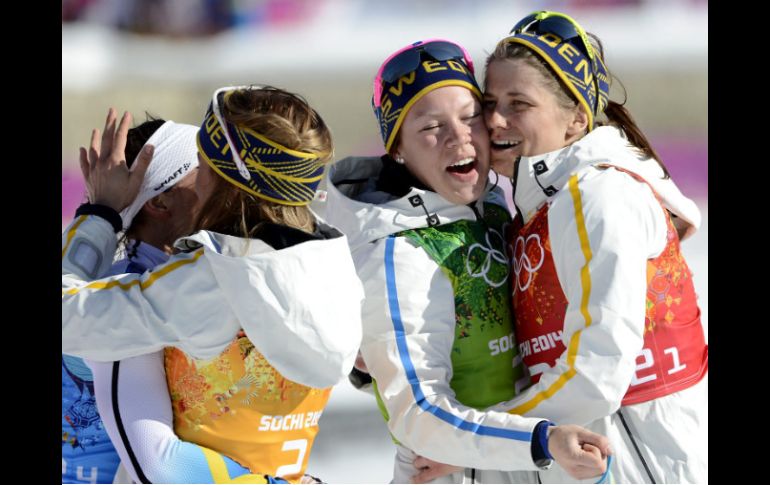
[165,335,331,482]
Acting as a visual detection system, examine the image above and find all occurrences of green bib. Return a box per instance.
[400,203,527,408]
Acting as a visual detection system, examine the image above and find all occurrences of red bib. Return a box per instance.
[510,167,707,405]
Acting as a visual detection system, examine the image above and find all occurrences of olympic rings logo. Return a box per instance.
[466,229,509,288]
[512,234,544,293]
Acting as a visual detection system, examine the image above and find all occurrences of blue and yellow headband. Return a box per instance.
[197,86,326,206]
[499,11,610,130]
[372,41,481,152]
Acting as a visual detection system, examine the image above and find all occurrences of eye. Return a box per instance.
[462,112,482,123]
[481,100,496,110]
[420,123,441,132]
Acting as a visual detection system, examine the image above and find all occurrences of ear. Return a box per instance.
[141,193,172,220]
[565,105,589,138]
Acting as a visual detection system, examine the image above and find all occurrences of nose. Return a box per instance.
[446,120,472,149]
[485,107,508,132]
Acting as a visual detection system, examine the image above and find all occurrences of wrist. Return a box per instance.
[75,203,123,233]
[531,420,555,469]
[544,424,555,459]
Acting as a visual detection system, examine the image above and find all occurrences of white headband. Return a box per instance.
[119,121,199,230]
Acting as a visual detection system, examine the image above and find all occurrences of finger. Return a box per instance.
[354,352,369,373]
[411,462,461,483]
[412,468,444,484]
[128,144,154,194]
[583,443,606,453]
[578,444,606,469]
[568,447,608,479]
[101,107,117,161]
[578,429,612,457]
[411,471,428,484]
[89,128,101,169]
[113,111,132,160]
[79,147,90,181]
[413,465,461,484]
[566,462,606,481]
[412,456,430,469]
[133,144,154,174]
[566,462,603,481]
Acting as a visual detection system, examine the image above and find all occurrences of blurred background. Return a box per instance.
[62,0,707,482]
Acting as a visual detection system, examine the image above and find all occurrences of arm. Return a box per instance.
[62,213,362,389]
[72,231,284,485]
[356,235,545,471]
[411,424,609,483]
[88,353,287,484]
[62,214,241,362]
[495,168,668,424]
[63,108,239,361]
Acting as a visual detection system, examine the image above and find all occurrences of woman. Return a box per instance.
[482,11,707,483]
[63,115,198,484]
[323,39,610,483]
[62,86,364,482]
[78,113,291,483]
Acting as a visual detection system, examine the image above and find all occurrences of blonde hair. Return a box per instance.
[194,86,334,236]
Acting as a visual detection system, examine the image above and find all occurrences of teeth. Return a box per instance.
[492,140,519,148]
[450,158,475,167]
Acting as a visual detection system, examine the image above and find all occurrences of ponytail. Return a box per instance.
[588,34,669,178]
[603,100,670,179]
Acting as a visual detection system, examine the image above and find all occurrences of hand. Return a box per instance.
[547,424,612,480]
[79,108,153,212]
[354,351,368,373]
[299,473,324,483]
[411,455,462,483]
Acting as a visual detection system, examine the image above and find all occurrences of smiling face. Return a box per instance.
[483,58,585,177]
[394,85,489,205]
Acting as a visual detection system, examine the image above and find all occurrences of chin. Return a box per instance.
[441,189,472,205]
[490,156,515,178]
[461,186,485,205]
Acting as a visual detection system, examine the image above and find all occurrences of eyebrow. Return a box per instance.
[484,90,528,98]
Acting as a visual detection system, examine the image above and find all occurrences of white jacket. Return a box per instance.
[62,215,364,390]
[324,156,547,482]
[494,126,707,483]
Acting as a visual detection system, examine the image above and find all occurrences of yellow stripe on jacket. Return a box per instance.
[508,174,593,415]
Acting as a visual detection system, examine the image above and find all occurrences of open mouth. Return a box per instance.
[446,157,477,174]
[491,140,521,151]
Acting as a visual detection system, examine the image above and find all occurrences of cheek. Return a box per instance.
[187,187,201,206]
[421,134,440,151]
[472,122,489,145]
[407,135,439,162]
[519,117,544,145]
[511,111,530,129]
[175,187,197,207]
[196,166,211,192]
